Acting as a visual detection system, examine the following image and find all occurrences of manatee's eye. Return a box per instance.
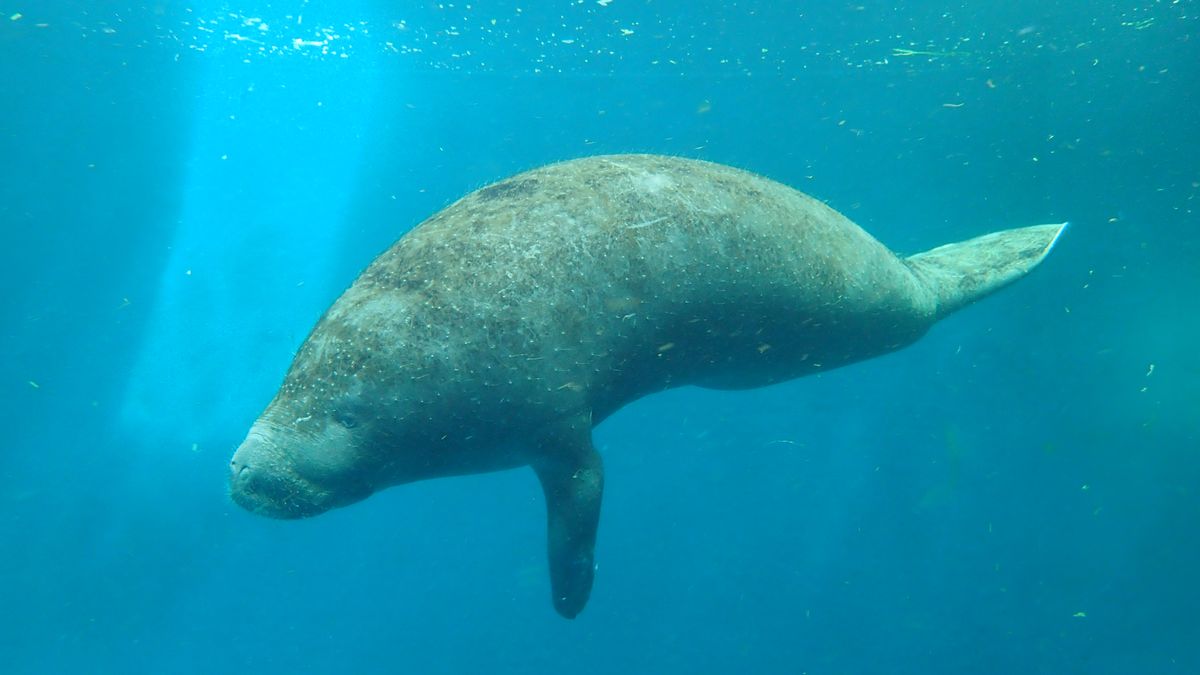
[333,409,358,429]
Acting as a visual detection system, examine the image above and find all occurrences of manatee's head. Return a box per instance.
[228,402,376,519]
[229,301,401,519]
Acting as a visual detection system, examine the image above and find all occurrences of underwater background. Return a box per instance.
[2,1,1197,673]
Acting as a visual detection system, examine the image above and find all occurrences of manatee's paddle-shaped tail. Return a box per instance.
[905,222,1068,319]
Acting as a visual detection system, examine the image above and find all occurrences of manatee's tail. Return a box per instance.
[905,222,1068,319]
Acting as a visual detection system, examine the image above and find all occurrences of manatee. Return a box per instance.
[229,154,1065,618]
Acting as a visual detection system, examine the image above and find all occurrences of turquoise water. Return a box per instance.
[2,1,1197,672]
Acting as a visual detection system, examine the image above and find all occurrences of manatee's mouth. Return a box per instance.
[229,455,333,519]
[229,424,377,519]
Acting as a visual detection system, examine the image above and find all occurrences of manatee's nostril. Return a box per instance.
[230,460,250,480]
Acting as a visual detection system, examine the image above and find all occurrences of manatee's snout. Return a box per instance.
[229,431,334,519]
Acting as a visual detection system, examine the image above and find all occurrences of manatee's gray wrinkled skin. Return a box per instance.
[229,154,1065,618]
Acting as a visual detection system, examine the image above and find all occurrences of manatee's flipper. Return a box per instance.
[906,222,1068,319]
[531,419,604,619]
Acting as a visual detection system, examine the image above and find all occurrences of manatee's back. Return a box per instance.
[332,154,929,427]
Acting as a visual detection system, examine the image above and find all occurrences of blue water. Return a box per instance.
[2,1,1197,673]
